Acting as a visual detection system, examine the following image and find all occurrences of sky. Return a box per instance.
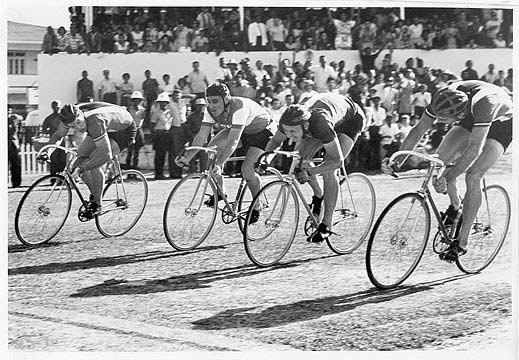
[7,0,71,28]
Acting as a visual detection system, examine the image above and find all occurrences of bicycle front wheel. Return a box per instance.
[456,184,510,274]
[163,173,218,250]
[95,169,148,237]
[15,175,72,246]
[327,172,376,254]
[243,180,299,267]
[366,193,430,289]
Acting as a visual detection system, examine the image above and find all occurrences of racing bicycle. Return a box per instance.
[15,144,148,245]
[365,150,510,289]
[243,149,376,267]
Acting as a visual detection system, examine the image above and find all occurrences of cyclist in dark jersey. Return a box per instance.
[388,80,512,262]
[265,93,366,243]
[45,102,136,216]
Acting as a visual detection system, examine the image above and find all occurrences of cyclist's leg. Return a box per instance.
[207,129,231,193]
[75,137,97,199]
[458,138,504,249]
[435,126,471,209]
[296,138,325,199]
[241,129,273,198]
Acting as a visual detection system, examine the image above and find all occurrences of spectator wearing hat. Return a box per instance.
[186,61,209,99]
[216,57,232,83]
[182,98,208,172]
[98,69,117,104]
[125,91,146,171]
[77,70,94,103]
[8,106,22,187]
[42,100,67,179]
[150,92,173,180]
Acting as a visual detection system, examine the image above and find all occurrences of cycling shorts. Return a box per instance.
[240,128,273,151]
[456,118,512,152]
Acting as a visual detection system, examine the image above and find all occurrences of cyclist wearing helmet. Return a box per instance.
[387,80,512,262]
[265,93,366,243]
[46,102,136,216]
[175,82,275,214]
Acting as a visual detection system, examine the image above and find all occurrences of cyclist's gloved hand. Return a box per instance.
[294,167,310,184]
[175,155,189,168]
[36,152,50,164]
[433,175,448,194]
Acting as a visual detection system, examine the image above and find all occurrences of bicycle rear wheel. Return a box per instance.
[237,167,284,234]
[327,172,376,254]
[95,169,148,237]
[456,184,510,274]
[15,175,72,246]
[163,173,218,250]
[243,180,299,267]
[366,193,430,289]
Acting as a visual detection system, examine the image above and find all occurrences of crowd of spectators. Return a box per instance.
[41,7,512,54]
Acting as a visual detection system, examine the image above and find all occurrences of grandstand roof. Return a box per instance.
[8,21,47,44]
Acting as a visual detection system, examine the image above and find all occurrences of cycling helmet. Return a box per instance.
[60,104,81,124]
[205,82,231,104]
[430,87,468,119]
[279,104,311,127]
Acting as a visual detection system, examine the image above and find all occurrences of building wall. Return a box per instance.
[38,49,513,109]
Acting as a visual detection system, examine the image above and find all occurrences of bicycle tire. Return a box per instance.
[163,172,218,250]
[366,192,430,289]
[243,180,299,267]
[95,169,148,237]
[15,174,72,246]
[236,167,284,234]
[327,172,376,255]
[456,184,510,274]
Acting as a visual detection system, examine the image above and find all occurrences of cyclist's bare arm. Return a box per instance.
[443,126,489,181]
[79,134,113,172]
[214,126,244,167]
[306,137,343,176]
[48,124,69,146]
[184,123,212,162]
[399,112,435,153]
[264,129,287,152]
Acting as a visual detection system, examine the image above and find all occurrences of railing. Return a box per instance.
[19,143,47,175]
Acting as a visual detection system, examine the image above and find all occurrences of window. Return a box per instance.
[8,52,25,75]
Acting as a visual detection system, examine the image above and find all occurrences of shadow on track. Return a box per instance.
[8,245,226,275]
[69,254,339,297]
[191,274,475,330]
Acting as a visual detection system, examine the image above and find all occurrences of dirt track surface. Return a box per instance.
[7,152,516,355]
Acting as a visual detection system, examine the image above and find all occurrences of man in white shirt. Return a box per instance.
[411,84,431,118]
[248,14,268,51]
[365,96,386,127]
[161,73,176,94]
[252,60,268,89]
[215,57,232,83]
[168,89,188,179]
[186,61,209,98]
[311,55,337,93]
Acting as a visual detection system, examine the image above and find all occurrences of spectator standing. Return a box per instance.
[125,91,146,171]
[365,96,386,127]
[503,68,513,92]
[77,70,94,103]
[172,21,193,52]
[485,10,502,40]
[8,106,22,187]
[460,60,479,80]
[55,26,68,52]
[168,89,188,179]
[268,17,287,51]
[130,24,144,50]
[157,35,172,52]
[98,69,117,104]
[445,21,459,49]
[196,7,214,31]
[359,46,383,74]
[150,92,173,180]
[333,12,355,50]
[161,74,175,95]
[312,55,336,93]
[114,34,130,53]
[493,32,507,48]
[397,114,412,142]
[191,29,210,52]
[493,70,506,87]
[216,57,232,83]
[408,18,423,47]
[142,69,160,127]
[252,60,268,89]
[379,114,400,160]
[41,100,67,179]
[248,14,268,51]
[101,26,115,53]
[84,25,102,53]
[118,73,134,107]
[397,70,416,117]
[41,26,58,54]
[186,61,209,98]
[481,63,498,83]
[298,79,319,103]
[65,26,84,53]
[182,98,208,172]
[380,77,399,115]
[411,84,431,118]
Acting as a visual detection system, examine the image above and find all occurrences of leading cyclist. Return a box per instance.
[175,82,275,220]
[44,102,137,217]
[264,93,366,243]
[386,80,513,262]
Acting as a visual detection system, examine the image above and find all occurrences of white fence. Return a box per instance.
[19,143,47,175]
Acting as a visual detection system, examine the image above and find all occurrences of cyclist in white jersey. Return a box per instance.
[386,80,513,262]
[44,102,136,216]
[175,82,274,220]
